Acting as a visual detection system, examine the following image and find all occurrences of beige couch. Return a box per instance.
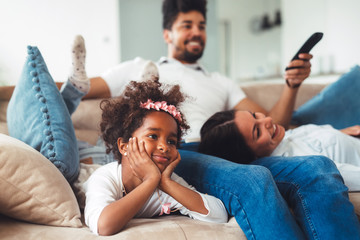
[0,81,359,240]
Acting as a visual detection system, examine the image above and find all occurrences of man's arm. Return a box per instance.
[0,86,15,101]
[0,77,110,101]
[83,77,111,99]
[234,53,312,129]
[0,82,64,101]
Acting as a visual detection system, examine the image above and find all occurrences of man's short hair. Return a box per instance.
[162,0,207,30]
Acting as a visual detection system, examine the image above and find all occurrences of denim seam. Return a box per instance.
[277,180,319,240]
[187,178,256,240]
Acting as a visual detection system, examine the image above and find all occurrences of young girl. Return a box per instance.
[84,70,228,236]
[199,110,360,191]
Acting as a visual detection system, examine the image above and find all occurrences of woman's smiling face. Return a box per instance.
[234,111,285,157]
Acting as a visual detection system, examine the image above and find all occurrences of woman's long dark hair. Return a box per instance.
[198,110,256,164]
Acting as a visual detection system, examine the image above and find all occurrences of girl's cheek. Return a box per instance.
[170,148,178,161]
[142,141,150,151]
[144,141,155,155]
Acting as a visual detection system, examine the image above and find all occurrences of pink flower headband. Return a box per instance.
[140,99,182,122]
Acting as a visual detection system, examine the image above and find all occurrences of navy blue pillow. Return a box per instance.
[292,65,360,129]
[7,46,79,183]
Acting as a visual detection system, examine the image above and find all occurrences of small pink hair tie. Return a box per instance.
[140,99,182,122]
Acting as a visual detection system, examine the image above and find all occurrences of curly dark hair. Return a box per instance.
[198,110,256,164]
[162,0,207,30]
[100,78,189,163]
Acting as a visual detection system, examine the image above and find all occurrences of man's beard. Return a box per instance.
[179,49,204,63]
[175,37,204,63]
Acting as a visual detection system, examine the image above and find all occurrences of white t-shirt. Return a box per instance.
[271,124,360,191]
[84,162,228,235]
[101,57,246,141]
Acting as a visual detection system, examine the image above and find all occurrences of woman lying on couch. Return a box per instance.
[199,109,360,191]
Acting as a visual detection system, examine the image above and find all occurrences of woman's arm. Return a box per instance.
[234,53,312,129]
[340,125,360,137]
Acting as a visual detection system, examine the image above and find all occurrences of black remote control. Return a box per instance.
[285,32,323,70]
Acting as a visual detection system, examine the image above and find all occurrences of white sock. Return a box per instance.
[141,61,159,82]
[68,35,90,93]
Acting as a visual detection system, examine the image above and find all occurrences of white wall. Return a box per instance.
[119,0,166,62]
[218,0,281,81]
[0,0,120,85]
[0,0,221,85]
[218,0,360,82]
[2,0,358,86]
[282,0,360,75]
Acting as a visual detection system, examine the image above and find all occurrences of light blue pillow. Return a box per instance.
[292,65,360,129]
[7,46,79,183]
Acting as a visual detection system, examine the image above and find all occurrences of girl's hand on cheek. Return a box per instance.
[160,152,181,189]
[127,137,161,182]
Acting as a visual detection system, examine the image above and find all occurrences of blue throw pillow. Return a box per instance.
[292,65,360,129]
[7,46,79,183]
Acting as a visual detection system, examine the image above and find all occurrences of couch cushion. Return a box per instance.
[0,213,244,240]
[240,82,327,112]
[71,99,103,145]
[6,46,79,183]
[0,134,81,227]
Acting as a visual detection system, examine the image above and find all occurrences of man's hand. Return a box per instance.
[340,125,360,137]
[126,137,161,182]
[284,53,313,88]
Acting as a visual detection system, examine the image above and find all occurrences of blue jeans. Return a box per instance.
[292,65,360,129]
[60,80,86,115]
[177,143,360,240]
